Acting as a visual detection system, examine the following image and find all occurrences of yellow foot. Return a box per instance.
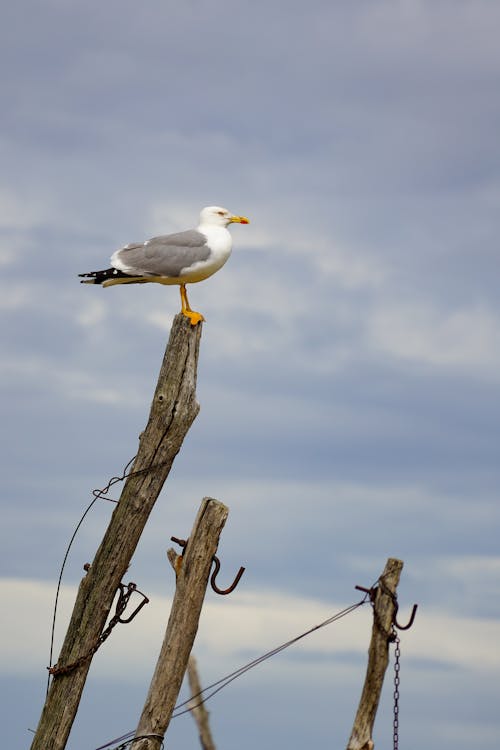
[182,309,205,326]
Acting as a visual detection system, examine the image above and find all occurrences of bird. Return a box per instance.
[79,205,249,325]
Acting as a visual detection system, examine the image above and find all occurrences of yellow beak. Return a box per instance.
[230,215,250,224]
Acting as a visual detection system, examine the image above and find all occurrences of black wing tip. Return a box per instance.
[78,271,101,284]
[78,267,130,284]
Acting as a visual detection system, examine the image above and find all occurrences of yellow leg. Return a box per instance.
[179,284,204,326]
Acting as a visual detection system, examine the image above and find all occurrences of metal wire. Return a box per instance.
[49,582,149,678]
[46,454,137,695]
[107,736,164,750]
[94,596,369,750]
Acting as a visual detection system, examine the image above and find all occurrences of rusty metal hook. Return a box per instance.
[210,554,245,595]
[394,603,418,631]
[355,584,376,602]
[171,536,187,551]
[355,584,418,631]
[116,582,150,624]
[171,536,245,596]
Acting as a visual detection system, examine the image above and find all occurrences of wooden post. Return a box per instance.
[131,498,229,750]
[31,315,202,750]
[346,557,403,750]
[187,655,217,750]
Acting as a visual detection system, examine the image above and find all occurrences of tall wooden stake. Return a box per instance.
[131,498,229,750]
[31,314,202,750]
[187,655,217,750]
[346,557,403,750]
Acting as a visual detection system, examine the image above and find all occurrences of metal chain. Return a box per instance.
[356,576,416,750]
[48,582,148,677]
[393,632,401,750]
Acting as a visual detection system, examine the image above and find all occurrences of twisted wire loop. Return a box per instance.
[48,582,149,677]
[356,576,398,642]
[97,454,182,503]
[47,452,172,693]
[115,735,165,750]
[373,575,399,642]
[91,454,137,503]
[366,574,417,641]
[46,454,138,692]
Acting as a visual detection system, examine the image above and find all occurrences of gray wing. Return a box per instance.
[113,230,211,277]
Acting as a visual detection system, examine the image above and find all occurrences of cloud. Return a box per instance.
[0,187,53,232]
[3,575,498,684]
[2,1,500,747]
[367,301,500,377]
[0,348,140,406]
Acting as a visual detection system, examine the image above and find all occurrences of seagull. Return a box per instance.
[79,206,249,325]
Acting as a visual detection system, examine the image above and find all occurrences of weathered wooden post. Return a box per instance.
[187,655,217,750]
[131,498,229,750]
[346,557,404,750]
[31,315,202,750]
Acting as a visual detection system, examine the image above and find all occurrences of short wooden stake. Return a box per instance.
[131,497,229,750]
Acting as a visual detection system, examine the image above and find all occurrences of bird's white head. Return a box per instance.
[199,206,250,228]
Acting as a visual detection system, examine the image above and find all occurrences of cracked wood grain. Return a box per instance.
[31,314,202,750]
[346,557,403,750]
[131,498,228,750]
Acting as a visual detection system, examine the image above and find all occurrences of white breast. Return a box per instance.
[180,225,233,283]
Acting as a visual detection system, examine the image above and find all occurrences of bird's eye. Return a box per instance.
[217,210,225,216]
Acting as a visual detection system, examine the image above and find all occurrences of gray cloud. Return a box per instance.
[2,0,500,747]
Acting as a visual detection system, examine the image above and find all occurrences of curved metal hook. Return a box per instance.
[116,583,150,624]
[171,536,245,596]
[210,554,245,595]
[356,582,418,631]
[394,603,418,631]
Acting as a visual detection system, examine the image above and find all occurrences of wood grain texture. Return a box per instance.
[131,498,229,750]
[346,557,403,750]
[31,314,202,750]
[187,655,217,750]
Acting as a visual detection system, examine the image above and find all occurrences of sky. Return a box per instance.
[1,0,500,747]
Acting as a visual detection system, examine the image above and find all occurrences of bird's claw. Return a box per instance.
[182,310,205,326]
